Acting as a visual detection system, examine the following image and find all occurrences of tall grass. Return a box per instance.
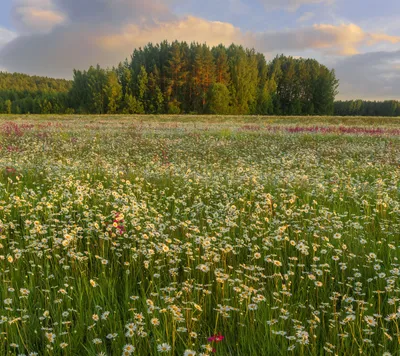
[0,117,399,355]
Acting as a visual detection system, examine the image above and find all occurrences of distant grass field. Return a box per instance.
[1,115,400,355]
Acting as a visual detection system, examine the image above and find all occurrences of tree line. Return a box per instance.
[2,42,399,117]
[334,100,400,117]
[0,72,72,114]
[1,42,399,117]
[0,41,342,115]
[68,41,339,115]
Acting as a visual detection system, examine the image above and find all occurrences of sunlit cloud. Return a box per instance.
[12,0,66,33]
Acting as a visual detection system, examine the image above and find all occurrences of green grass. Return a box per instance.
[0,115,400,355]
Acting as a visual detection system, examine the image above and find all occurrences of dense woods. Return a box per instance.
[69,42,339,115]
[334,100,400,117]
[0,72,72,114]
[0,40,397,116]
[0,41,341,115]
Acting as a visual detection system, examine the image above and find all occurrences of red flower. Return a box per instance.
[207,333,224,343]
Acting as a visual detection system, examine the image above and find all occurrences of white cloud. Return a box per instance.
[0,27,17,49]
[14,7,66,33]
[97,16,241,51]
[251,23,400,56]
[12,0,66,33]
[99,19,400,58]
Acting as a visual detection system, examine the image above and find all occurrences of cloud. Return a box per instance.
[2,0,400,102]
[334,50,400,100]
[0,27,17,49]
[52,0,175,25]
[297,12,315,23]
[368,33,400,45]
[250,23,400,56]
[0,27,116,78]
[258,0,333,12]
[12,0,66,33]
[98,16,241,51]
[2,9,399,79]
[92,20,400,62]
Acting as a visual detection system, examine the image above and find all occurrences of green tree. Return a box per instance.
[228,45,258,114]
[135,65,149,110]
[166,41,189,111]
[123,94,144,114]
[0,40,345,116]
[5,99,11,114]
[148,66,165,114]
[87,65,108,114]
[206,83,231,114]
[105,71,122,114]
[212,45,230,86]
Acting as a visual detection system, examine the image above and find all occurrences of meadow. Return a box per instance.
[1,115,400,356]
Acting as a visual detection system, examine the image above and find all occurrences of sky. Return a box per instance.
[0,0,399,100]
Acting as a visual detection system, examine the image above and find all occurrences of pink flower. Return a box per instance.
[207,333,224,343]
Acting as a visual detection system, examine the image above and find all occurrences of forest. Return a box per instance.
[334,100,400,116]
[0,72,71,114]
[0,40,398,116]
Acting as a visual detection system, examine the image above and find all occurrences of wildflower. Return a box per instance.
[183,350,196,356]
[106,333,118,340]
[157,343,172,353]
[196,264,210,273]
[45,332,56,343]
[190,332,198,339]
[123,344,135,354]
[20,288,30,296]
[207,333,225,342]
[101,311,110,320]
[151,318,160,326]
[125,323,136,331]
[364,316,377,327]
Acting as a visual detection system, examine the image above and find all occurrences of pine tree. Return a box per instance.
[105,71,122,114]
[166,41,189,111]
[136,65,149,111]
[206,83,230,114]
[212,45,230,86]
[5,99,11,114]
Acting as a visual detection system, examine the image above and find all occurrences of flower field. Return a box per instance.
[1,115,400,355]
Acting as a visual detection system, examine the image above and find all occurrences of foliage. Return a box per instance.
[0,72,72,115]
[0,41,340,115]
[334,100,400,116]
[206,83,231,114]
